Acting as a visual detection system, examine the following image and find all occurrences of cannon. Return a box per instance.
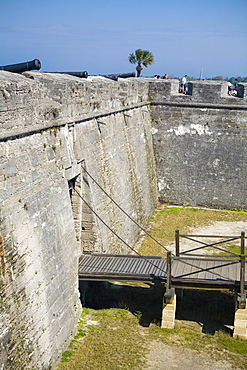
[0,59,41,73]
[48,71,88,78]
[103,72,135,81]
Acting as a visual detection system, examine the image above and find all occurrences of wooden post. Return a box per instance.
[175,229,179,257]
[166,251,172,292]
[162,252,176,329]
[232,231,247,339]
[240,231,245,299]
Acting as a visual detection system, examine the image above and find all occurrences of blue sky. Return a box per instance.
[1,0,247,78]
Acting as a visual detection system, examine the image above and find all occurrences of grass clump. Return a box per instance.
[60,350,75,364]
[56,307,147,370]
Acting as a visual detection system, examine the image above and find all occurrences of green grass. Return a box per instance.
[214,244,247,258]
[56,287,247,370]
[138,206,247,256]
[55,307,147,370]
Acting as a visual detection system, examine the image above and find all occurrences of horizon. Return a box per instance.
[1,0,247,79]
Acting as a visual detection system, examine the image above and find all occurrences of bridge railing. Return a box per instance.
[175,229,246,258]
[169,230,246,302]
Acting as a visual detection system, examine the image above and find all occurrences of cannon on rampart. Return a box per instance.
[103,72,135,80]
[48,71,88,78]
[0,59,41,73]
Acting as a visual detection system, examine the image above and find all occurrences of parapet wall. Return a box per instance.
[0,72,149,140]
[0,72,246,369]
[148,78,247,104]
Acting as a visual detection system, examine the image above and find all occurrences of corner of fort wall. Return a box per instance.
[0,72,246,369]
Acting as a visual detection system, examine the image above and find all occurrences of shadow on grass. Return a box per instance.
[80,281,164,327]
[79,280,236,335]
[176,289,235,335]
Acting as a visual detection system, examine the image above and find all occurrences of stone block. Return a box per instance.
[162,308,175,318]
[161,320,175,329]
[233,301,247,340]
[235,312,247,321]
[234,319,247,328]
[161,293,176,329]
[233,326,247,339]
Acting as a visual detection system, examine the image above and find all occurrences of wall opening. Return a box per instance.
[68,168,97,255]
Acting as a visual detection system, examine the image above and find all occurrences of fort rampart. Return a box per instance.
[0,71,246,369]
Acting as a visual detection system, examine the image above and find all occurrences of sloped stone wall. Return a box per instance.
[0,72,157,369]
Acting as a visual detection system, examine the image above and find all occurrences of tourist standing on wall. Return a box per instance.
[234,79,239,93]
[181,75,188,94]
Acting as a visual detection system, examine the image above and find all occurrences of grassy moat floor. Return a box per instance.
[55,206,247,370]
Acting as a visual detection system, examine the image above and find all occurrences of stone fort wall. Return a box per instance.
[149,80,247,209]
[0,71,246,369]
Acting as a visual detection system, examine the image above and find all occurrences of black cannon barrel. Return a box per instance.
[103,72,136,81]
[48,71,88,78]
[0,59,41,73]
[64,71,88,78]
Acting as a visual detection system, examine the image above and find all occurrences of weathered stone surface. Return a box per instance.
[0,72,158,369]
[151,103,247,210]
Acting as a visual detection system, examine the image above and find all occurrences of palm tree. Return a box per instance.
[129,49,154,77]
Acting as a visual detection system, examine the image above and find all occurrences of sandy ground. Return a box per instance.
[145,340,242,370]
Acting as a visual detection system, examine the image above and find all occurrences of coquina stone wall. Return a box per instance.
[148,79,247,210]
[0,71,157,369]
[0,72,246,369]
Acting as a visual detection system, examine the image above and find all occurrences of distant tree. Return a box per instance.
[212,76,224,81]
[129,49,154,77]
[228,76,247,83]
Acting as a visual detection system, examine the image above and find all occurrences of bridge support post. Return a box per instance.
[233,232,247,339]
[175,229,180,256]
[233,296,247,340]
[161,251,176,329]
[161,288,176,329]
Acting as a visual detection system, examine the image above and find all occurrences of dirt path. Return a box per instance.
[145,340,241,370]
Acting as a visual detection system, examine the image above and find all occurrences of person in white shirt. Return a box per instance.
[181,75,188,94]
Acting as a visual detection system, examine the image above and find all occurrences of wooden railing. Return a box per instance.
[166,230,246,300]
